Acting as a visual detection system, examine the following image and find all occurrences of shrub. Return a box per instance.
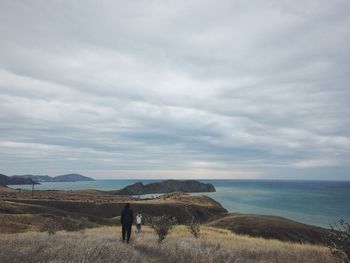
[146,215,177,243]
[42,217,59,235]
[62,216,89,233]
[326,219,350,262]
[188,217,200,238]
[77,217,90,233]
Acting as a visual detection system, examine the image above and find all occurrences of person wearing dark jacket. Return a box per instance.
[121,203,133,243]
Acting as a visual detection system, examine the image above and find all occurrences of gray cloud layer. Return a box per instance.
[0,0,349,179]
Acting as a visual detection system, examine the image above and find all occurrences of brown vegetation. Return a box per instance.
[146,215,177,242]
[0,187,340,262]
[206,213,329,244]
[0,188,331,245]
[188,217,201,238]
[0,226,339,263]
[326,219,350,262]
[0,190,227,234]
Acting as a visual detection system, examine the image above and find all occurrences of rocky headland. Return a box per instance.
[111,180,216,195]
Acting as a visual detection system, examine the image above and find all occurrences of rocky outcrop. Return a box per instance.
[111,180,216,195]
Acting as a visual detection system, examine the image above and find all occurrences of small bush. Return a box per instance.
[77,217,90,233]
[41,216,89,235]
[326,219,350,262]
[62,216,89,233]
[42,218,59,235]
[146,215,177,243]
[188,217,200,238]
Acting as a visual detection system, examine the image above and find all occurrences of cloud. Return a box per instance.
[0,0,349,179]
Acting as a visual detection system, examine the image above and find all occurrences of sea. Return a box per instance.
[9,179,350,228]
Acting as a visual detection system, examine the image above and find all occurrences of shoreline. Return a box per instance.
[0,188,327,243]
[6,179,350,229]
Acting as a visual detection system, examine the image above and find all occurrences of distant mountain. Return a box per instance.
[0,174,39,185]
[12,175,53,182]
[52,174,94,182]
[112,180,216,195]
[12,173,94,183]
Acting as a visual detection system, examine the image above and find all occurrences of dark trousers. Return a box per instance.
[122,224,132,242]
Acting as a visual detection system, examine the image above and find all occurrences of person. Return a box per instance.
[136,212,142,236]
[121,203,133,243]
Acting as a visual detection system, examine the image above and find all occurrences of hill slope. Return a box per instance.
[0,188,330,245]
[205,213,329,244]
[0,191,227,233]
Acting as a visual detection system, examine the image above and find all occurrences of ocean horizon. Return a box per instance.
[10,179,350,228]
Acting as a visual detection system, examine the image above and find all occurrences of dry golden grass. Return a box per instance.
[0,231,142,263]
[0,189,220,208]
[0,214,42,233]
[91,225,338,263]
[0,225,338,263]
[138,193,222,208]
[0,188,131,203]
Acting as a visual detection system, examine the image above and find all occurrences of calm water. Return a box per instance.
[10,180,350,228]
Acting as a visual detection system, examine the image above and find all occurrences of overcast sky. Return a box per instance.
[0,0,349,179]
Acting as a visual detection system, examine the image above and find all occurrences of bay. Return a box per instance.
[10,179,350,228]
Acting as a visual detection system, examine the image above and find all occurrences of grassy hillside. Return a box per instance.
[0,191,227,231]
[206,213,329,244]
[0,190,330,245]
[0,226,339,263]
[0,188,340,262]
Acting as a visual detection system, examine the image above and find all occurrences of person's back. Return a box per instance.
[121,205,133,226]
[121,203,133,243]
